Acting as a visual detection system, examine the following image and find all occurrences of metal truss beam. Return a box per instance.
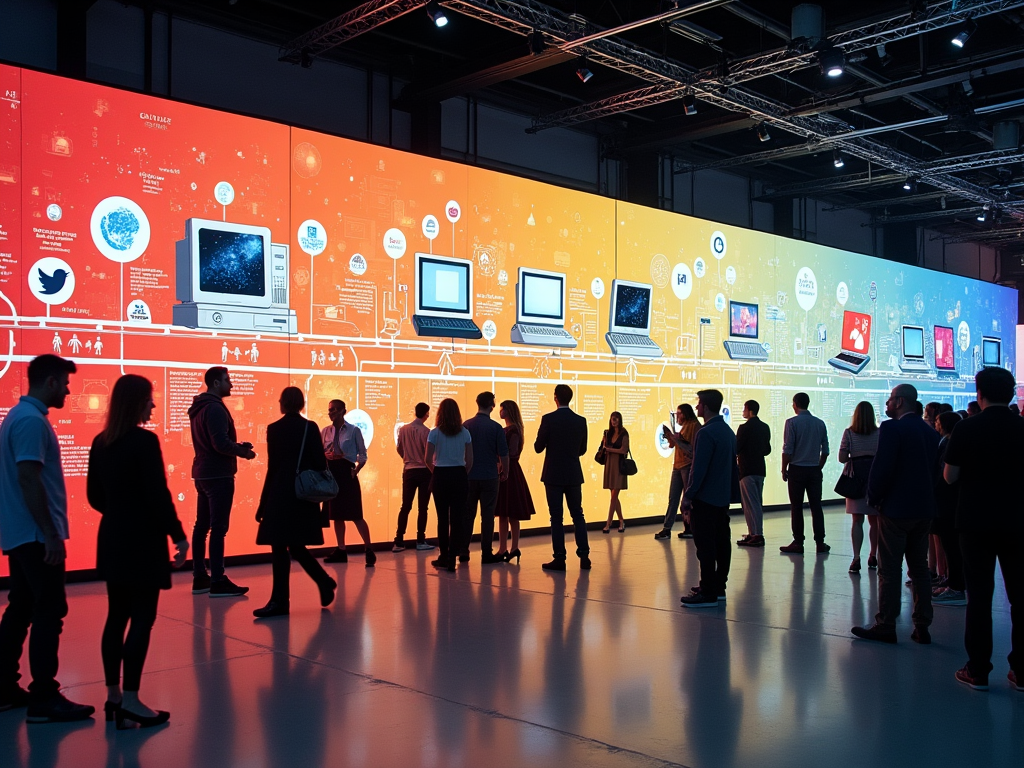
[823,191,957,210]
[941,227,1024,244]
[528,0,1024,132]
[873,207,985,223]
[759,172,905,198]
[280,0,426,63]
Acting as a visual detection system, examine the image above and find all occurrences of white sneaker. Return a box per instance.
[415,541,435,551]
[392,542,406,553]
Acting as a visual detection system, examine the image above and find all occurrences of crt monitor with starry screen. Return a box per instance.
[182,219,274,308]
[610,281,652,332]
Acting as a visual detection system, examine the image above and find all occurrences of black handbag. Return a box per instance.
[295,421,339,502]
[620,448,638,476]
[834,456,870,500]
[595,445,607,465]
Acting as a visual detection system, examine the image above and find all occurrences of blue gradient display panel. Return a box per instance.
[198,230,266,297]
[614,284,650,329]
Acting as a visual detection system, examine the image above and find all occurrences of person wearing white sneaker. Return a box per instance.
[944,367,1024,689]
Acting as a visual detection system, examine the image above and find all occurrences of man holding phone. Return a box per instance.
[654,404,701,540]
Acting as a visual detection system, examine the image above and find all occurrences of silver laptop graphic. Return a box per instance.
[510,267,577,349]
[605,279,662,358]
[898,325,930,373]
[723,300,769,362]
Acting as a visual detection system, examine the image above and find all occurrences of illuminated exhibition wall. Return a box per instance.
[0,65,1016,574]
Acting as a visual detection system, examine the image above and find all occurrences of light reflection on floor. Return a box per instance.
[1,509,1021,768]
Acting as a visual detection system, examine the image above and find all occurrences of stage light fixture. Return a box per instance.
[683,93,697,116]
[832,149,845,168]
[576,66,593,83]
[426,0,448,28]
[951,20,976,48]
[902,178,917,193]
[818,47,845,77]
[977,203,990,222]
[756,123,770,142]
[300,48,313,69]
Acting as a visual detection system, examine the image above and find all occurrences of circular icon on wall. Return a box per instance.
[795,266,818,311]
[29,257,76,305]
[693,257,706,278]
[481,319,497,340]
[654,423,673,458]
[651,254,670,288]
[126,298,152,324]
[349,253,367,276]
[869,281,878,302]
[836,281,849,305]
[957,321,970,352]
[346,408,374,448]
[445,200,462,223]
[671,263,692,300]
[725,265,737,285]
[46,204,62,222]
[383,228,406,260]
[90,196,151,263]
[214,181,235,206]
[714,293,726,312]
[422,214,440,240]
[591,277,605,299]
[297,219,327,256]
[710,230,727,259]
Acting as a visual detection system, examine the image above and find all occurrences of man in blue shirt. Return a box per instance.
[680,389,737,608]
[0,355,94,722]
[780,392,830,555]
[463,392,508,564]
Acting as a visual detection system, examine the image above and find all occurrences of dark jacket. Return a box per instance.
[934,435,959,520]
[736,416,771,478]
[87,427,186,590]
[534,407,588,485]
[256,413,328,547]
[683,415,738,507]
[188,392,248,479]
[866,413,941,519]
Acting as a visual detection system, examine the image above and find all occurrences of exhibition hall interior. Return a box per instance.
[0,0,1022,766]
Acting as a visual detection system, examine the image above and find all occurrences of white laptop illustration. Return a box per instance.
[605,279,662,358]
[899,325,930,373]
[723,300,769,362]
[510,267,577,348]
[412,253,482,339]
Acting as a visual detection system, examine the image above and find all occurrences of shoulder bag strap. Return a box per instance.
[296,419,310,476]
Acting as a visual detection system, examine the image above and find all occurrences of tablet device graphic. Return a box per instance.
[828,311,871,374]
[899,325,930,373]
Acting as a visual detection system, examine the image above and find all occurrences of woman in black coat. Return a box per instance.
[87,374,189,729]
[253,386,337,618]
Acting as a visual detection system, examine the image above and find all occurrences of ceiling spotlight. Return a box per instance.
[977,203,991,222]
[832,149,845,168]
[756,123,771,142]
[817,47,845,78]
[576,65,593,83]
[951,19,976,49]
[875,43,892,67]
[426,0,448,28]
[683,93,697,116]
[902,178,912,191]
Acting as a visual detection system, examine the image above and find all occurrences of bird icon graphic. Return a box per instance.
[37,268,70,295]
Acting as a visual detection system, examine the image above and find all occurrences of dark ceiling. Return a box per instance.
[146,0,1024,262]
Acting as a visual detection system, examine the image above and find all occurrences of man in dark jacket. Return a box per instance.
[189,367,256,597]
[852,383,940,644]
[534,384,589,571]
[736,399,771,548]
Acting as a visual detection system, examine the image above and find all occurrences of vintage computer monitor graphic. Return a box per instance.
[173,218,297,333]
[412,253,482,339]
[605,279,662,358]
[982,336,1002,368]
[934,326,957,374]
[723,300,768,362]
[511,267,576,349]
[899,325,930,373]
[829,310,872,374]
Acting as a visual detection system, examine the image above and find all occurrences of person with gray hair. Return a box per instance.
[852,383,941,645]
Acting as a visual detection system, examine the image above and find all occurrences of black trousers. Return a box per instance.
[102,582,160,691]
[933,515,965,592]
[787,465,825,543]
[432,466,468,563]
[193,477,235,581]
[960,532,1023,677]
[691,499,731,597]
[876,516,932,629]
[270,544,331,605]
[0,542,67,702]
[544,483,589,559]
[396,468,431,540]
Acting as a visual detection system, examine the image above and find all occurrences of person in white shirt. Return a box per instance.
[321,400,374,567]
[394,403,433,552]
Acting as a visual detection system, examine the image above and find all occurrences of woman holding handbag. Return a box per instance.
[838,401,879,574]
[601,411,630,533]
[253,387,337,618]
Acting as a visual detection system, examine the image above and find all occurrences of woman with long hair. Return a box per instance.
[601,411,630,533]
[495,399,535,563]
[932,410,966,605]
[839,401,879,573]
[87,374,189,728]
[424,398,473,571]
[253,387,337,618]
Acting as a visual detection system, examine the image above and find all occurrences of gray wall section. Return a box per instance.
[0,3,1005,287]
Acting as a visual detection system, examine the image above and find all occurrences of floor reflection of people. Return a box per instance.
[259,612,332,768]
[683,618,742,768]
[542,576,588,732]
[781,556,827,725]
[191,599,237,768]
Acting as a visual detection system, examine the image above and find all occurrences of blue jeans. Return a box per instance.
[192,477,235,581]
[545,483,589,559]
[662,466,691,531]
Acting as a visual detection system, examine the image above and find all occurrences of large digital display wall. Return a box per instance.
[0,65,1016,575]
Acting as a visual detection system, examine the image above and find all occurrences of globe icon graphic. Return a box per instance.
[99,207,140,252]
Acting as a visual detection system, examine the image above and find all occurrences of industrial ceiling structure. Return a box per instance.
[128,1,1024,275]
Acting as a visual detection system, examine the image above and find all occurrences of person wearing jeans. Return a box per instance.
[395,403,433,551]
[463,392,509,564]
[654,404,700,540]
[425,399,474,572]
[780,393,830,555]
[188,367,256,597]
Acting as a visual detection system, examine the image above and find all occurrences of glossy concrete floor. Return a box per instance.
[2,508,1021,768]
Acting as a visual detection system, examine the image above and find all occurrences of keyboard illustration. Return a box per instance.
[412,315,483,339]
[723,340,769,362]
[828,352,870,374]
[511,324,577,348]
[605,332,663,358]
[898,359,931,373]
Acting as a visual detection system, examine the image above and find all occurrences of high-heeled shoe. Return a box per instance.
[115,705,170,730]
[104,700,121,722]
[504,548,521,564]
[617,523,625,533]
[601,527,610,534]
[867,555,878,569]
[319,577,337,608]
[365,549,377,568]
